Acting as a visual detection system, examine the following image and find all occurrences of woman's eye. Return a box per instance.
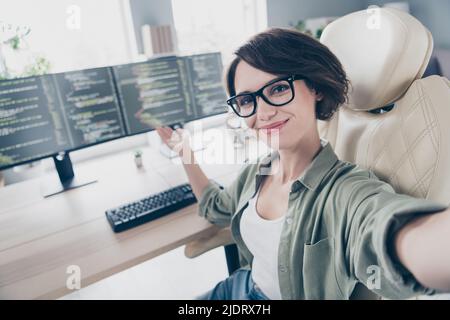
[238,96,253,106]
[270,84,289,95]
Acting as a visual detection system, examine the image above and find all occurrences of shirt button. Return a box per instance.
[279,265,287,273]
[286,217,293,225]
[291,181,302,193]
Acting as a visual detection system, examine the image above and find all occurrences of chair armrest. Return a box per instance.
[184,227,234,258]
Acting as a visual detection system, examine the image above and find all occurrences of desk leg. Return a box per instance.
[224,244,240,275]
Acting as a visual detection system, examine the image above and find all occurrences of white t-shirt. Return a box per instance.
[240,188,286,300]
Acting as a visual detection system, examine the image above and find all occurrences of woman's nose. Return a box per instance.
[256,96,277,120]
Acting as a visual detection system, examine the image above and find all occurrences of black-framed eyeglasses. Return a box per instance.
[226,75,303,118]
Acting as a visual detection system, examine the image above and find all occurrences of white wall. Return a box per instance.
[366,0,450,48]
[266,0,365,27]
[266,0,450,49]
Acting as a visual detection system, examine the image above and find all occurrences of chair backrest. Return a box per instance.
[319,7,450,204]
[318,7,450,299]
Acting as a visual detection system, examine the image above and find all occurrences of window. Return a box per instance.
[171,0,267,66]
[0,0,137,75]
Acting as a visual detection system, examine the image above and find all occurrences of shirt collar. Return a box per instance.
[256,139,339,191]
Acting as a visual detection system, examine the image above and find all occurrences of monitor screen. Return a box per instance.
[0,76,71,168]
[52,67,126,147]
[113,52,228,135]
[113,56,194,135]
[0,67,126,170]
[181,52,228,120]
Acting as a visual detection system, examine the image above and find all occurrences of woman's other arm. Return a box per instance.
[395,207,450,291]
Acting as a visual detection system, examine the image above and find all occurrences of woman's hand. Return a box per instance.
[156,126,209,200]
[395,207,450,291]
[156,126,191,158]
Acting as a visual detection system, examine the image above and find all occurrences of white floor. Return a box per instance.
[60,246,229,300]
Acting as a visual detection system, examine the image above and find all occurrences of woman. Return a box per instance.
[156,28,450,300]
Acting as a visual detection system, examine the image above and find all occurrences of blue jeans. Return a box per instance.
[197,269,270,300]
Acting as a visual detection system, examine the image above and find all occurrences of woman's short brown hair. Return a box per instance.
[226,27,349,121]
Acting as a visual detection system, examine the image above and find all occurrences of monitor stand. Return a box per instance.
[41,152,97,198]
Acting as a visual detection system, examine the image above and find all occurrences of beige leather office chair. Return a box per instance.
[185,8,450,298]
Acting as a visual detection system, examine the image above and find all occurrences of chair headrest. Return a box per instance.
[320,7,433,111]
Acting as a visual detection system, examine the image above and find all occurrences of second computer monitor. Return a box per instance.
[183,53,228,120]
[112,52,227,135]
[113,56,192,135]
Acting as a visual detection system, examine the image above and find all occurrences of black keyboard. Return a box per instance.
[105,183,197,232]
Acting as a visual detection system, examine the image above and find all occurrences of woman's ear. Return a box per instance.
[311,88,323,101]
[306,81,323,101]
[311,87,323,101]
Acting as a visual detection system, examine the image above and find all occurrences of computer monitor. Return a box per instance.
[0,67,126,196]
[0,52,228,196]
[112,55,193,135]
[112,52,228,135]
[181,52,228,120]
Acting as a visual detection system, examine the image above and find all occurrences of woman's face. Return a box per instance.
[234,60,321,150]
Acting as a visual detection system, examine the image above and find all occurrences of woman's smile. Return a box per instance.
[259,119,289,134]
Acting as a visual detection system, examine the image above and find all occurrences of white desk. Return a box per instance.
[0,132,261,299]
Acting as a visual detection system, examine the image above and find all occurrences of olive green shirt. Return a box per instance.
[198,140,447,299]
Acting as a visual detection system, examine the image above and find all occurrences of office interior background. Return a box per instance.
[1,0,450,299]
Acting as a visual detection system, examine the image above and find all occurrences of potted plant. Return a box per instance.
[0,25,51,79]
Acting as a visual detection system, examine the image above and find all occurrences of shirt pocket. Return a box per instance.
[302,237,345,299]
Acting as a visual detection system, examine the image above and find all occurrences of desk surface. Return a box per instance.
[0,133,259,299]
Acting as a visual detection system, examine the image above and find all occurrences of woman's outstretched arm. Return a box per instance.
[395,207,450,291]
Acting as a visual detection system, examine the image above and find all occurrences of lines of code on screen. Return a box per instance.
[0,68,125,169]
[113,53,227,135]
[53,68,125,147]
[113,56,192,135]
[183,53,227,119]
[0,76,71,167]
[0,53,227,169]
